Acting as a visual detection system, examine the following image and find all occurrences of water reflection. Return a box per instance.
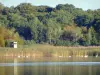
[0,57,100,75]
[1,62,100,66]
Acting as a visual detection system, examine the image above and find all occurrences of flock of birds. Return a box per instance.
[5,52,99,58]
[17,55,30,58]
[16,53,99,58]
[58,54,99,58]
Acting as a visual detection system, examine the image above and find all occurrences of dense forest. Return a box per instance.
[0,3,100,47]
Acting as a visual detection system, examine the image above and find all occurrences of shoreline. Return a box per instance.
[0,45,100,58]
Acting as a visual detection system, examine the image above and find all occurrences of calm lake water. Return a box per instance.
[0,57,100,75]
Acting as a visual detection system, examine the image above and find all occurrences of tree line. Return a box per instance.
[0,3,100,47]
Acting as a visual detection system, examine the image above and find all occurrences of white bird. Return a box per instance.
[84,55,88,58]
[59,56,63,58]
[96,54,98,57]
[69,56,71,58]
[26,56,29,58]
[18,55,20,58]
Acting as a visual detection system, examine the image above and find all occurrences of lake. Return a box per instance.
[0,57,100,75]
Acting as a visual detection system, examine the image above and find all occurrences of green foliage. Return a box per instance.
[56,4,75,11]
[0,26,23,47]
[0,35,5,47]
[24,40,36,45]
[5,39,14,47]
[0,3,100,46]
[54,40,71,46]
[74,14,94,29]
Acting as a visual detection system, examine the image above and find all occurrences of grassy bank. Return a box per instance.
[0,44,100,58]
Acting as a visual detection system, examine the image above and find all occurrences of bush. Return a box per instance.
[54,40,72,46]
[0,35,5,47]
[24,40,36,45]
[5,39,14,47]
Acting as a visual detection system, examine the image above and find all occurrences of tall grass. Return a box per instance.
[0,44,100,58]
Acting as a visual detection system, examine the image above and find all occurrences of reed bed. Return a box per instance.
[0,44,100,58]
